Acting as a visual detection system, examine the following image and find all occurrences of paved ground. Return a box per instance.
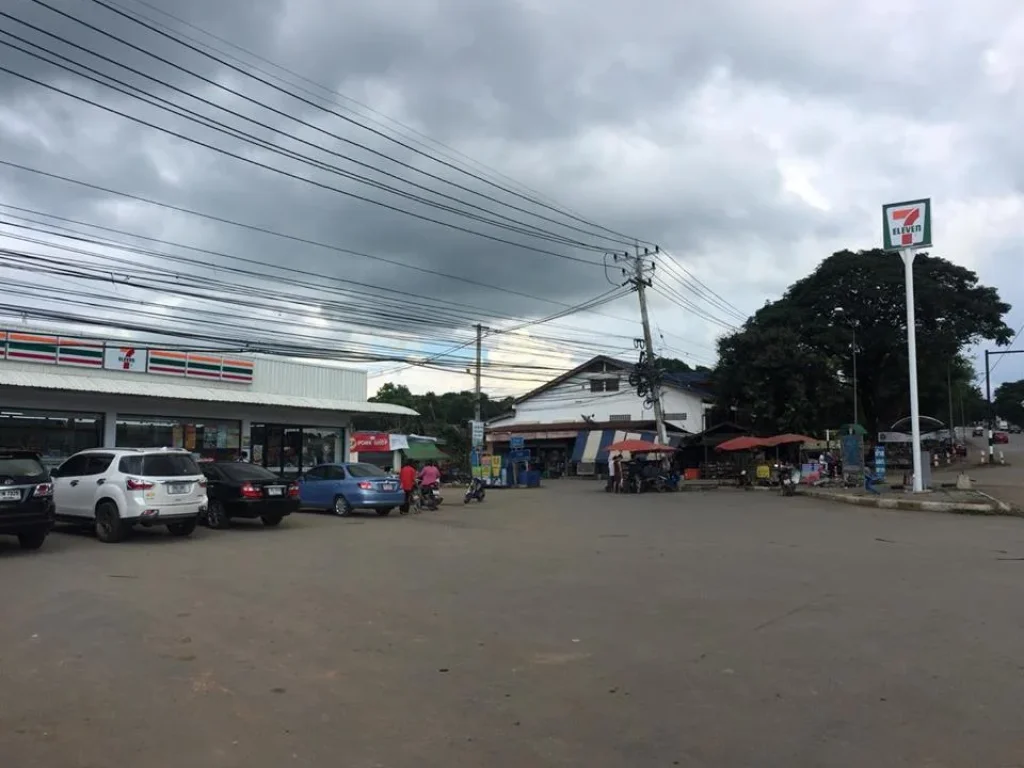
[4,484,1024,767]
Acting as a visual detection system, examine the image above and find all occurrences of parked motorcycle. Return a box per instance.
[463,476,486,504]
[778,465,800,496]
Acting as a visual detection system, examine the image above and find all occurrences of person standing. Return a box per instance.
[606,452,616,492]
[399,460,417,513]
[613,453,623,493]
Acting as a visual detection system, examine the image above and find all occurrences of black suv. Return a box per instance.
[0,450,55,550]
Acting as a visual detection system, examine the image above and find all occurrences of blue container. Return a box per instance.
[525,470,541,488]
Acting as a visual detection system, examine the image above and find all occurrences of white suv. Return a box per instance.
[52,448,208,543]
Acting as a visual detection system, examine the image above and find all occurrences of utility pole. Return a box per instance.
[474,323,483,423]
[627,246,667,444]
[947,363,955,444]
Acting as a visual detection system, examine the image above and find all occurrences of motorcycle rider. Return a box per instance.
[418,460,441,508]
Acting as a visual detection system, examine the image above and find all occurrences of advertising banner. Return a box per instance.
[350,432,391,452]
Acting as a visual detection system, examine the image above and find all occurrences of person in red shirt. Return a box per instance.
[399,461,417,513]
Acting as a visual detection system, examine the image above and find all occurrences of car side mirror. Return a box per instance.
[49,467,61,478]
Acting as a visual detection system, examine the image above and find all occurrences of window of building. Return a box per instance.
[664,412,688,421]
[250,425,342,477]
[0,409,103,469]
[608,414,632,422]
[590,377,620,393]
[116,415,241,462]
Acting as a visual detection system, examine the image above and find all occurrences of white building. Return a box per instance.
[486,355,712,474]
[0,328,415,474]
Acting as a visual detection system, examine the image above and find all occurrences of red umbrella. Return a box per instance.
[716,436,770,451]
[606,439,675,453]
[763,433,816,447]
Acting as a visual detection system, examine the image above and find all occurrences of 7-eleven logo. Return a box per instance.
[119,347,136,369]
[883,199,930,250]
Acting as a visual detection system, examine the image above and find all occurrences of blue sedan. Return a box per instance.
[297,462,405,516]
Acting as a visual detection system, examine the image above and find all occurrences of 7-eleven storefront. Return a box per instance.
[0,329,414,471]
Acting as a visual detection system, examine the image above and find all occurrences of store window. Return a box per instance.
[250,424,342,476]
[116,415,241,461]
[0,409,103,468]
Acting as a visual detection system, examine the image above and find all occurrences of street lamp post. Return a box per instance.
[835,307,859,429]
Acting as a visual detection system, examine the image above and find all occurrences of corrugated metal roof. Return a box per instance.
[0,368,417,416]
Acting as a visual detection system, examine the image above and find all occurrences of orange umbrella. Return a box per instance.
[606,439,675,453]
[763,433,816,447]
[716,436,770,451]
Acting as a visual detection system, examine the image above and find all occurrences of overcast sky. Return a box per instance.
[0,0,1022,399]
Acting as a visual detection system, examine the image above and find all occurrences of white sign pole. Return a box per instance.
[902,248,924,492]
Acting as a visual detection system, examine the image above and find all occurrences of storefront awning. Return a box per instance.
[404,442,449,461]
[571,429,683,465]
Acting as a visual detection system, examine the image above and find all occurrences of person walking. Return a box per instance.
[399,460,417,514]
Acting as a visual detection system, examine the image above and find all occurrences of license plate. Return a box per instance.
[0,489,20,501]
[267,486,283,497]
[382,482,396,491]
[167,483,190,495]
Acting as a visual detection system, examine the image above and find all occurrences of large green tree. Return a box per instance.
[995,380,1024,428]
[352,383,514,465]
[714,249,1013,434]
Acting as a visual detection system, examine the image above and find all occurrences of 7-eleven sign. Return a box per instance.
[882,198,932,250]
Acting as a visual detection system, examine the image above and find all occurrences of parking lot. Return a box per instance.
[4,482,1024,767]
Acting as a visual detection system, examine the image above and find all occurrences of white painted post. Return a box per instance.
[903,248,924,492]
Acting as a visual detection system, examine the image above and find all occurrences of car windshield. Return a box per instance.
[0,455,46,482]
[140,453,201,477]
[346,463,388,478]
[219,463,282,482]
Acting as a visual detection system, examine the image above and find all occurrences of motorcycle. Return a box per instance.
[777,465,800,497]
[463,476,486,504]
[415,481,443,511]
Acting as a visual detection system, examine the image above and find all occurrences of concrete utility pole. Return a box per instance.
[474,323,483,423]
[985,347,1024,460]
[628,246,668,444]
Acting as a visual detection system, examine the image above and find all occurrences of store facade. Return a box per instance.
[0,329,415,470]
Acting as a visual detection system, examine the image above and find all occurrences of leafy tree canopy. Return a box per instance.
[995,380,1024,428]
[713,249,1012,434]
[353,382,514,465]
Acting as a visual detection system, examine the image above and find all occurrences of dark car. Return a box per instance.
[199,462,299,529]
[0,450,55,550]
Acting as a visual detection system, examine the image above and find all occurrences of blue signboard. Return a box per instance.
[509,448,531,461]
[510,436,525,450]
[470,449,480,466]
[841,434,863,472]
[874,445,886,480]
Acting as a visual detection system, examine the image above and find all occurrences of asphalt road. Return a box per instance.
[4,484,1024,767]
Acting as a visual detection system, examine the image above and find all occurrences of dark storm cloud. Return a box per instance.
[0,0,1019,385]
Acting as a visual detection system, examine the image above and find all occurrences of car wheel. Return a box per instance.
[205,500,230,529]
[17,529,47,550]
[333,495,353,517]
[168,518,197,537]
[376,508,392,517]
[261,514,283,527]
[95,501,127,543]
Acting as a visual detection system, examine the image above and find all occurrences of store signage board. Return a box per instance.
[510,435,525,450]
[882,198,932,251]
[350,432,391,452]
[104,346,148,372]
[470,420,484,447]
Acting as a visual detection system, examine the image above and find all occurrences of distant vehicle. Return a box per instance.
[52,448,206,543]
[994,432,1010,444]
[1010,425,1023,434]
[199,462,299,529]
[0,450,55,551]
[973,426,985,437]
[297,462,404,517]
[997,419,1009,431]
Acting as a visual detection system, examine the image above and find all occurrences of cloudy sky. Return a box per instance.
[0,0,1022,400]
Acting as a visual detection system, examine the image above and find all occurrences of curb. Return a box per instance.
[796,486,1017,515]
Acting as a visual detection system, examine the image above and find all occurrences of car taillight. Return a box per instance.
[357,481,373,490]
[126,477,154,491]
[287,483,299,498]
[33,482,52,498]
[240,482,262,499]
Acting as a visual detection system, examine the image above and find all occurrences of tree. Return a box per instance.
[352,383,514,466]
[713,249,1013,434]
[995,380,1024,428]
